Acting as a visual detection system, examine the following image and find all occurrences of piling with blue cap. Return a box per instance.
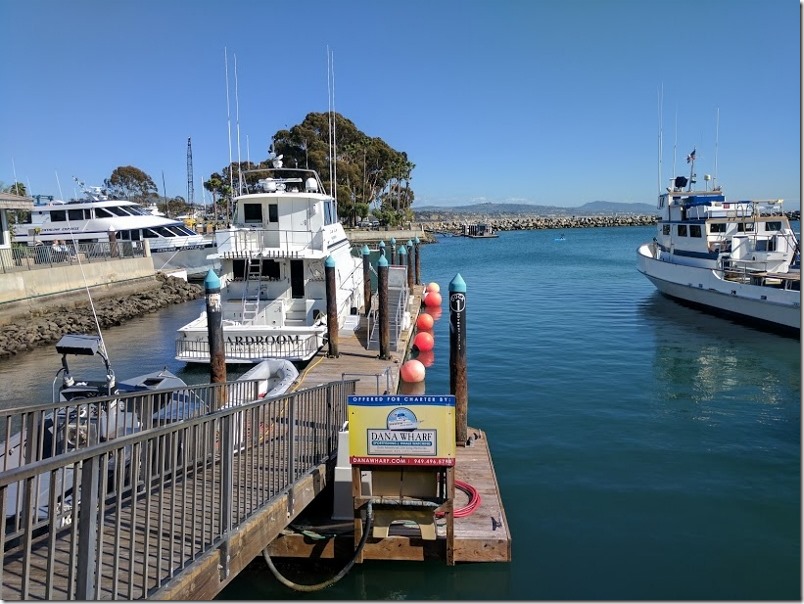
[325,255,339,357]
[449,273,467,444]
[204,269,227,406]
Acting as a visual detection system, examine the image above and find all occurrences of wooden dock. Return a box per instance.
[267,285,512,565]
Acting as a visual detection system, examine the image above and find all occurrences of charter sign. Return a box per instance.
[347,395,456,467]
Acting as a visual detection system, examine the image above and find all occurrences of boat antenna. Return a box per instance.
[225,47,234,220]
[713,107,719,190]
[657,84,663,194]
[234,52,243,196]
[56,171,65,200]
[686,147,696,191]
[327,46,337,200]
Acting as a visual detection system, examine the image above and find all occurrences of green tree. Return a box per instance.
[2,182,27,197]
[104,166,158,203]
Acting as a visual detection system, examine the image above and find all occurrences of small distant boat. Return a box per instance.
[636,152,800,334]
[461,223,499,238]
[554,234,566,242]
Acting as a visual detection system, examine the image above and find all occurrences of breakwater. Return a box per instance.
[420,214,657,236]
[0,274,202,358]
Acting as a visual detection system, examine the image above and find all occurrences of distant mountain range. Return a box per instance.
[412,201,658,218]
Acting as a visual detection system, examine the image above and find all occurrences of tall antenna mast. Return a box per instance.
[187,137,194,209]
[327,46,334,196]
[657,84,663,195]
[714,107,719,189]
[234,53,243,195]
[225,47,234,220]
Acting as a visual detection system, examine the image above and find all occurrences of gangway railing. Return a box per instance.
[0,378,354,600]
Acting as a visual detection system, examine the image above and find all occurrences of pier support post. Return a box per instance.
[414,236,421,285]
[378,255,391,360]
[325,255,339,357]
[362,245,371,317]
[449,274,468,445]
[390,238,397,265]
[398,245,408,291]
[205,269,227,409]
[378,240,386,258]
[406,240,414,290]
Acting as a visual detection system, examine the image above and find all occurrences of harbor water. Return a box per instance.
[0,225,800,599]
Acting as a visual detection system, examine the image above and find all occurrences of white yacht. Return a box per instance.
[13,183,215,276]
[637,159,800,334]
[175,160,365,364]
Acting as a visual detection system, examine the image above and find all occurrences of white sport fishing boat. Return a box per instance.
[175,157,364,364]
[637,151,800,334]
[13,180,216,277]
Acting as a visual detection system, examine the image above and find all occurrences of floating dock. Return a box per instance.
[267,283,511,565]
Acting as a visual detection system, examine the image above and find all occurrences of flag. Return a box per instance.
[686,148,696,164]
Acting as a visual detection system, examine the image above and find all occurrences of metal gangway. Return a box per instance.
[0,377,354,600]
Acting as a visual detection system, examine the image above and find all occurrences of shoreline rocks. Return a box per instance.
[419,214,658,235]
[0,274,203,359]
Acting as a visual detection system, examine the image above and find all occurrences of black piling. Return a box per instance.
[205,269,227,409]
[362,245,371,317]
[325,255,339,357]
[405,239,414,290]
[448,273,467,445]
[414,236,421,285]
[378,255,390,360]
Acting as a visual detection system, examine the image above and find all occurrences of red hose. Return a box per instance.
[436,479,481,518]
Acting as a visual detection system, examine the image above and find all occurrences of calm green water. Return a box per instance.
[0,226,799,599]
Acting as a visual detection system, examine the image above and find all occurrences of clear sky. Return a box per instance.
[2,0,800,209]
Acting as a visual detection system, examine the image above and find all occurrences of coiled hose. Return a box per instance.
[262,501,374,592]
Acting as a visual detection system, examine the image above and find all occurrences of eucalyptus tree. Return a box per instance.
[204,112,415,226]
[104,166,158,203]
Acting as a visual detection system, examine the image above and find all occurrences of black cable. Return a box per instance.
[262,501,374,592]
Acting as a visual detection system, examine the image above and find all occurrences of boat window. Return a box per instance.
[738,222,755,232]
[710,223,726,233]
[50,210,67,222]
[94,207,115,218]
[677,224,688,237]
[268,204,278,223]
[262,260,280,279]
[755,240,768,252]
[690,225,702,238]
[662,224,670,236]
[243,203,263,224]
[68,209,87,221]
[108,206,129,217]
[324,200,335,225]
[765,221,781,231]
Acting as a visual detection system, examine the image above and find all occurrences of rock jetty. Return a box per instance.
[0,274,203,359]
[419,214,657,236]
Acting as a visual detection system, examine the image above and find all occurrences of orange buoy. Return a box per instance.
[423,291,442,307]
[400,359,426,383]
[413,331,434,352]
[426,282,441,293]
[416,313,434,331]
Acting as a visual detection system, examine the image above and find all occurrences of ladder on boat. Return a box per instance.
[241,258,262,322]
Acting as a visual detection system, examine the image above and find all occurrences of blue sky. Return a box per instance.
[2,0,800,209]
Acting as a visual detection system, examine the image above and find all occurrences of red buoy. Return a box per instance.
[413,331,434,352]
[400,359,426,383]
[416,313,434,331]
[427,281,441,293]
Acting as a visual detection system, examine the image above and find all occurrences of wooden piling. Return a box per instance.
[205,269,227,408]
[325,255,339,357]
[362,245,371,317]
[406,239,414,290]
[378,255,390,360]
[414,236,421,285]
[449,273,467,445]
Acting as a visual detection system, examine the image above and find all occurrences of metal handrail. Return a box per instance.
[0,378,355,600]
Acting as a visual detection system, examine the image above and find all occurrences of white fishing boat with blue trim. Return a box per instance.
[636,151,800,334]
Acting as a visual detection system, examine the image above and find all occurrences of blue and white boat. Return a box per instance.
[636,158,800,334]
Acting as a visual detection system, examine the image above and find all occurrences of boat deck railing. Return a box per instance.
[0,378,354,600]
[214,228,324,257]
[0,241,146,274]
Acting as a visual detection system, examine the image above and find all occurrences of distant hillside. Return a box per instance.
[413,201,657,218]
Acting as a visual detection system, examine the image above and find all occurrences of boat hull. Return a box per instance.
[637,244,800,332]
